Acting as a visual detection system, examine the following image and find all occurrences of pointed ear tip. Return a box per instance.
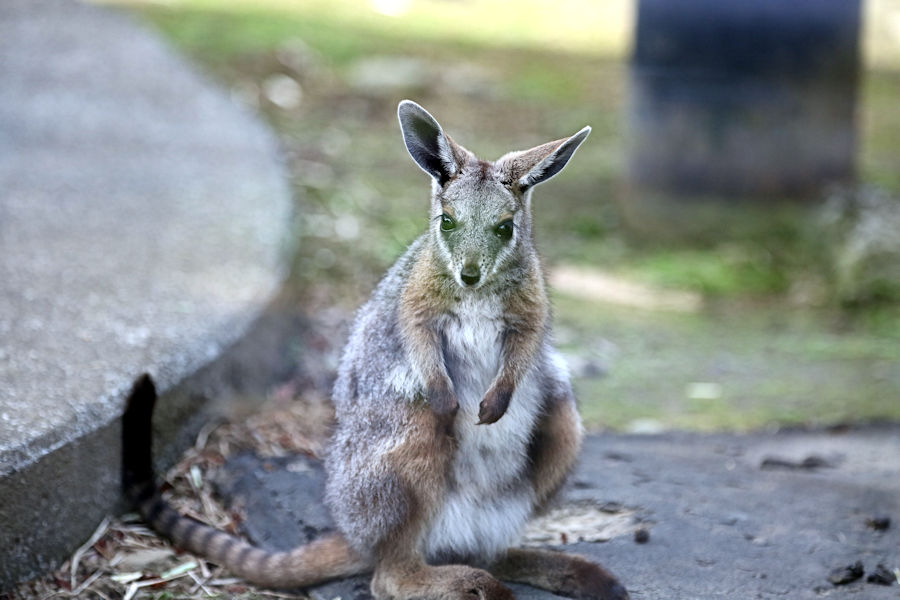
[397,100,440,131]
[398,99,428,116]
[563,126,591,148]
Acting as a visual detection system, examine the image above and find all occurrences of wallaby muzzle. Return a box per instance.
[460,263,481,287]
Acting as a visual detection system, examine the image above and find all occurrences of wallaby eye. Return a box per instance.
[494,219,514,241]
[440,214,457,232]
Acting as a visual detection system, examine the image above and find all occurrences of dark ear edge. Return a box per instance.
[397,100,459,186]
[520,126,591,191]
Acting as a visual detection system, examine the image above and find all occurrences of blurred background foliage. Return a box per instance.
[101,0,900,431]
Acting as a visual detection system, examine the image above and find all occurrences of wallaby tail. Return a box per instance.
[121,374,371,588]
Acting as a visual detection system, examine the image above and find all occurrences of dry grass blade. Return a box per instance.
[121,560,200,600]
[69,516,110,589]
[187,570,214,596]
[69,570,103,596]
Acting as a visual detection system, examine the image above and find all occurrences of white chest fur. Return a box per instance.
[423,295,543,562]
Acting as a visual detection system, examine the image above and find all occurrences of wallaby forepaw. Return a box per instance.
[477,384,513,425]
[428,378,459,419]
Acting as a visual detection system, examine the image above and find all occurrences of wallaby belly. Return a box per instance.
[423,299,544,563]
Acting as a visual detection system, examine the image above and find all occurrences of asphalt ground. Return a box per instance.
[216,425,899,599]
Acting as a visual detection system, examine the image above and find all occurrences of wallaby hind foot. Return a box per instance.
[373,562,515,600]
[490,548,629,600]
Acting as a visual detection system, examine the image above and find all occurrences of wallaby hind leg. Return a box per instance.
[490,548,628,600]
[528,382,584,510]
[365,407,513,600]
[501,379,628,600]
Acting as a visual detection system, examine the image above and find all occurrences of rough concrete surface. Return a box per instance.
[0,0,292,587]
[216,426,899,599]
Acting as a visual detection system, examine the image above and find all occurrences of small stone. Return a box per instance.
[867,564,896,586]
[828,561,864,585]
[865,515,891,531]
[603,451,633,462]
[634,528,650,544]
[760,455,834,471]
[599,502,624,513]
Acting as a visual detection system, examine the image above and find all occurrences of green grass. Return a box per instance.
[102,0,900,431]
[626,250,788,296]
[104,0,633,60]
[558,295,900,430]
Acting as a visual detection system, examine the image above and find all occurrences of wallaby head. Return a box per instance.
[397,100,590,291]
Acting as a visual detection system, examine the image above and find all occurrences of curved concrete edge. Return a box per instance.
[0,0,295,587]
[0,321,291,589]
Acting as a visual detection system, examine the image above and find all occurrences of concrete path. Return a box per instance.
[0,0,291,587]
[217,426,899,599]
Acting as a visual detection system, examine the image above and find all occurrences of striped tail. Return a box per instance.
[121,374,371,588]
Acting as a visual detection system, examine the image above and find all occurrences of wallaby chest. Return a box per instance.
[424,294,544,562]
[439,294,505,400]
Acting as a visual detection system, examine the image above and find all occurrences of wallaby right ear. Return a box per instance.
[497,126,591,193]
[398,100,467,186]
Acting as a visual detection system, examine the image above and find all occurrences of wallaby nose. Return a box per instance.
[460,264,481,287]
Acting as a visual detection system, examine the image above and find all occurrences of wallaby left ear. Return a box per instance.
[397,100,469,186]
[498,126,591,192]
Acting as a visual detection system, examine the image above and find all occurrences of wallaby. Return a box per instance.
[123,100,628,600]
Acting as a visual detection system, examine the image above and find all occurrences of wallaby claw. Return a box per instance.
[477,384,513,425]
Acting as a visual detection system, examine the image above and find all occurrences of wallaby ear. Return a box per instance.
[498,126,591,192]
[397,100,467,186]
